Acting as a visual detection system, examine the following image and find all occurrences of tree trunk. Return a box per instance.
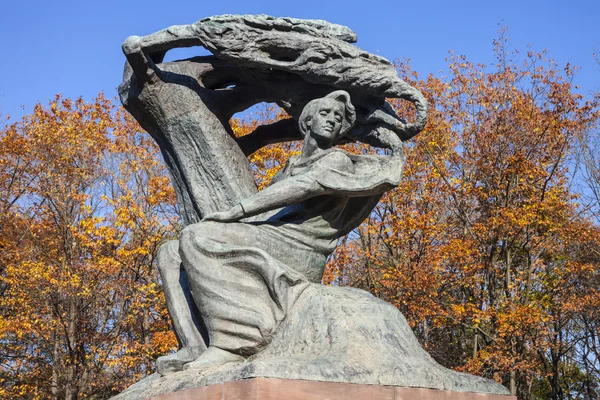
[119,60,258,225]
[51,329,59,399]
[143,308,151,346]
[65,297,78,400]
[509,369,516,396]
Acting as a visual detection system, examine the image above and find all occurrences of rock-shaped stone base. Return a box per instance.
[149,378,516,400]
[113,285,510,399]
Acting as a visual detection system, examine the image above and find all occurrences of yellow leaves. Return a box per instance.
[452,303,466,316]
[0,35,596,397]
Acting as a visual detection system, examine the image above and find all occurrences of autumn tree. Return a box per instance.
[0,95,178,399]
[228,35,600,399]
[321,34,600,400]
[567,57,600,400]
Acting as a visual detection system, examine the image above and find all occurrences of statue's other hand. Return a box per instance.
[202,204,244,223]
[122,35,142,55]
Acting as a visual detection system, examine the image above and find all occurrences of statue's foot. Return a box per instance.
[182,346,244,371]
[156,346,205,375]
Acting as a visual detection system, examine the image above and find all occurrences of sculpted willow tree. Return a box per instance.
[115,15,511,399]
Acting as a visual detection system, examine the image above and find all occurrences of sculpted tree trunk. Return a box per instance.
[119,57,258,224]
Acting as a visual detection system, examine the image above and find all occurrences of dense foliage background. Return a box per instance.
[1,35,599,399]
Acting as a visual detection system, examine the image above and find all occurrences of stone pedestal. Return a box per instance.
[150,378,517,400]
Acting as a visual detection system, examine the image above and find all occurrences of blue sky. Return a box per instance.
[1,0,599,121]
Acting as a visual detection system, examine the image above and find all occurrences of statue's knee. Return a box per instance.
[157,240,180,275]
[180,224,198,245]
[180,222,228,257]
[200,221,231,241]
[181,221,224,241]
[180,224,202,257]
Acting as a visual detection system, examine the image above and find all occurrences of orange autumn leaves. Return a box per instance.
[0,95,178,399]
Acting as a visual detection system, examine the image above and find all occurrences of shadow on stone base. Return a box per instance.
[150,378,517,400]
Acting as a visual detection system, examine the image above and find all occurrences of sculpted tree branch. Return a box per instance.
[236,119,302,156]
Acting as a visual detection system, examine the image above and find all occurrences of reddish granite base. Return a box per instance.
[151,378,516,400]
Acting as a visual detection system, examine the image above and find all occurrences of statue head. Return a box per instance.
[299,91,356,148]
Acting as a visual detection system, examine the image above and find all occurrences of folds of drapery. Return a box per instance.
[178,149,405,355]
[179,221,311,355]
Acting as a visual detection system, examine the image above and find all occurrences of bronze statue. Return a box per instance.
[115,14,510,399]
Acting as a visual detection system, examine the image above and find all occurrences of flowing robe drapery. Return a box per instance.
[178,148,405,355]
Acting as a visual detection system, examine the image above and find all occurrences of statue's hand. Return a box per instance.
[202,204,244,223]
[122,35,142,56]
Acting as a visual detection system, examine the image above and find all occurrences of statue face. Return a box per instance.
[307,98,345,148]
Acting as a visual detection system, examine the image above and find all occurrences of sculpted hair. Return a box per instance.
[299,90,356,138]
